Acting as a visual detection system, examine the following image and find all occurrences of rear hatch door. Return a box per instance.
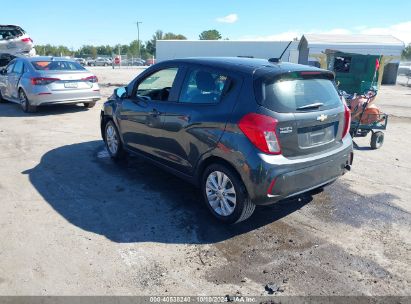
[254,69,346,157]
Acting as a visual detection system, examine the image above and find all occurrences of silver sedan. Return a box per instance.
[0,56,100,112]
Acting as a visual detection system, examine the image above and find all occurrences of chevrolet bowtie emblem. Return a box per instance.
[317,114,328,122]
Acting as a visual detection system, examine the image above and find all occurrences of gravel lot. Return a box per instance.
[0,66,410,296]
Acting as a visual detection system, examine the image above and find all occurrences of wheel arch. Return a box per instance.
[195,155,248,195]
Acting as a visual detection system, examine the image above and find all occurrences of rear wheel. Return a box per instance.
[371,131,384,149]
[104,120,126,160]
[202,164,255,224]
[83,102,96,108]
[0,90,5,103]
[19,89,37,113]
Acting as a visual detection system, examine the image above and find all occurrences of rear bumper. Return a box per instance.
[26,88,101,106]
[242,136,353,205]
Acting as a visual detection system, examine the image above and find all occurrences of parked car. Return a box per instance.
[75,58,87,66]
[0,56,100,112]
[398,62,411,76]
[89,57,112,66]
[126,58,145,66]
[0,25,36,57]
[100,57,353,223]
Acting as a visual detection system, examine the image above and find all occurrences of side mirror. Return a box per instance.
[115,87,127,99]
[0,69,6,75]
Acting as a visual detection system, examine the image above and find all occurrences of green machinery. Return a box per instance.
[326,50,381,94]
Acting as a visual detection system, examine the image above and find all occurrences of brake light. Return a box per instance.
[31,77,60,85]
[21,37,33,43]
[82,75,98,83]
[342,103,351,138]
[238,113,281,154]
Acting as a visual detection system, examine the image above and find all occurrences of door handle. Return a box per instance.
[149,109,161,117]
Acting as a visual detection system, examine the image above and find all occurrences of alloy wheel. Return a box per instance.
[106,124,119,155]
[205,171,237,216]
[19,90,27,111]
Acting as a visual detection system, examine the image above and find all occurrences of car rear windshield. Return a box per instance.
[31,61,85,71]
[0,26,24,40]
[254,72,342,112]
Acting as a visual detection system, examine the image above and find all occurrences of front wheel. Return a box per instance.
[202,164,255,224]
[371,131,384,149]
[104,120,126,160]
[19,89,37,113]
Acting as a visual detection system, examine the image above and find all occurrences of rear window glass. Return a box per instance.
[31,61,85,71]
[0,26,24,40]
[254,74,341,112]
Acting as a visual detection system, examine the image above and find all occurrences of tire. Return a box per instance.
[371,131,384,149]
[83,102,96,108]
[19,89,37,113]
[201,163,255,224]
[104,120,126,160]
[0,90,5,103]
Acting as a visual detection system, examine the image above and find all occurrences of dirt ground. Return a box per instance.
[0,66,410,297]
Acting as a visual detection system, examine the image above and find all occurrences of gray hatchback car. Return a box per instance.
[101,57,353,223]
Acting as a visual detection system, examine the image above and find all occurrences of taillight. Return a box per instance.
[31,77,60,85]
[21,37,33,43]
[238,113,281,154]
[82,76,98,83]
[342,103,351,138]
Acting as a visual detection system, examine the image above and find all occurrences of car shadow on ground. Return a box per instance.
[22,140,315,244]
[0,102,90,117]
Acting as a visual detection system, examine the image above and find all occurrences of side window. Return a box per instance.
[6,62,15,74]
[136,67,178,101]
[179,68,229,104]
[12,60,24,74]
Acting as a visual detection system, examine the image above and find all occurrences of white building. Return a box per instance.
[156,40,299,63]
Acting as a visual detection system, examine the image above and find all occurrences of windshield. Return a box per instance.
[254,74,342,112]
[31,60,85,71]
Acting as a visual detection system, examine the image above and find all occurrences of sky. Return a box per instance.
[2,0,411,48]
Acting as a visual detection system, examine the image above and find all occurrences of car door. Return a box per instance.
[157,65,243,175]
[1,60,15,99]
[118,65,184,159]
[7,59,24,101]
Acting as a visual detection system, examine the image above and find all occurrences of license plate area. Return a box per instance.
[298,122,337,148]
[64,82,78,88]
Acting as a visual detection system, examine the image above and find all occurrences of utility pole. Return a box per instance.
[135,21,142,59]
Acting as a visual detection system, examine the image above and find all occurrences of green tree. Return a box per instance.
[402,44,411,60]
[35,44,72,56]
[199,29,222,40]
[163,32,187,40]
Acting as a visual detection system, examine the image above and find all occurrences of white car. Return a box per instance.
[0,25,36,57]
[90,57,112,66]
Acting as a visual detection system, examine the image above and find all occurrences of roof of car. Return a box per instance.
[23,56,76,62]
[160,57,326,75]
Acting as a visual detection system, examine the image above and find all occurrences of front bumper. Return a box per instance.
[243,137,353,205]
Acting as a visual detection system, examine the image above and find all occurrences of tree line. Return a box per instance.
[403,44,411,60]
[35,29,225,59]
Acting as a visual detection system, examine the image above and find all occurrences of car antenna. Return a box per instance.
[268,40,293,64]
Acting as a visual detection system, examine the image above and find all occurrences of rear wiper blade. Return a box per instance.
[296,102,324,110]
